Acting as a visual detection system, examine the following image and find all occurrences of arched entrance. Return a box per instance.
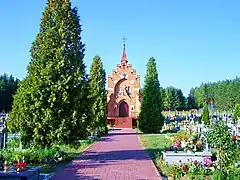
[119,101,129,117]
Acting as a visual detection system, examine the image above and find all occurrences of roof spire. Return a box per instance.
[121,36,128,65]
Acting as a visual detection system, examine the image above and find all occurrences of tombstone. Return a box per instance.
[193,125,197,133]
[238,117,240,126]
[175,120,178,128]
[163,122,167,130]
[0,113,8,149]
[202,136,210,152]
[227,119,232,128]
[0,126,7,149]
[223,116,226,121]
[190,119,194,125]
[233,129,236,136]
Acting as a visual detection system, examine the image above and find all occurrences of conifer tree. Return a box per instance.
[8,0,90,147]
[202,105,210,126]
[89,56,107,136]
[233,104,240,123]
[137,57,164,133]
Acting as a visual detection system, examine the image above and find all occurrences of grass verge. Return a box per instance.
[40,139,96,174]
[138,134,171,165]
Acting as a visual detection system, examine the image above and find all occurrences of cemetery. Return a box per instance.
[139,109,240,179]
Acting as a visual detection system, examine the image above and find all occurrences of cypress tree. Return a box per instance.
[8,0,90,147]
[89,56,108,136]
[202,105,210,126]
[137,57,164,133]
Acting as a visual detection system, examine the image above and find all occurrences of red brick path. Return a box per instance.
[52,129,162,180]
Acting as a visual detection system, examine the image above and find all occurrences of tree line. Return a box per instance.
[193,77,240,111]
[160,77,240,112]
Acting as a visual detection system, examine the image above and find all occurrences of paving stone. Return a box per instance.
[52,129,162,180]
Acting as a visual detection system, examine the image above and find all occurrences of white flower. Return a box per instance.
[181,141,186,148]
[209,166,215,171]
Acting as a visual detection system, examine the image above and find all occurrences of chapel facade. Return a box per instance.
[107,43,141,128]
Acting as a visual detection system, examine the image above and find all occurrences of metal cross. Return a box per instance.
[122,36,126,46]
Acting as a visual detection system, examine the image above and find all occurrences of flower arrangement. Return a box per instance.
[202,156,212,167]
[160,158,215,179]
[170,130,203,153]
[172,141,181,148]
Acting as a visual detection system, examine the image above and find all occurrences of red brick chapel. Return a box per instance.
[107,41,141,128]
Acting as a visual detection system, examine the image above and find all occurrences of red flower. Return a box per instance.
[22,161,27,168]
[164,149,167,153]
[183,165,189,172]
[17,162,23,169]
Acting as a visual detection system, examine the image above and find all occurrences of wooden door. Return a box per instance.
[119,101,129,117]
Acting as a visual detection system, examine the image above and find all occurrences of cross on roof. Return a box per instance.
[122,36,126,47]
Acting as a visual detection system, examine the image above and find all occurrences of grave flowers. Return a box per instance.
[3,161,8,172]
[172,141,180,153]
[160,158,215,179]
[169,130,203,153]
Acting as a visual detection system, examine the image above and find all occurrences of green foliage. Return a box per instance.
[206,121,237,172]
[137,57,164,133]
[6,138,20,149]
[0,74,19,112]
[194,77,240,111]
[202,105,210,126]
[89,56,107,136]
[226,168,240,180]
[8,0,90,147]
[163,87,186,111]
[0,139,94,172]
[212,170,225,180]
[187,88,197,110]
[233,104,240,122]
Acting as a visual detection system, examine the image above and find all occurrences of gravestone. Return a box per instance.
[0,166,41,180]
[163,152,212,164]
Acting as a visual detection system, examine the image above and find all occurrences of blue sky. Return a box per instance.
[0,0,240,96]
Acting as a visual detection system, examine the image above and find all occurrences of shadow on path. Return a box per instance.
[78,149,159,161]
[52,129,162,180]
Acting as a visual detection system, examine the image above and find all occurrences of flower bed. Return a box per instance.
[164,130,204,153]
[159,156,215,179]
[0,138,96,173]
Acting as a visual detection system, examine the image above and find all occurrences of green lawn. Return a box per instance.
[138,134,172,163]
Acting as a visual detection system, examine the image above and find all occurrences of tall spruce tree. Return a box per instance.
[202,105,210,126]
[8,0,90,147]
[137,57,164,133]
[89,56,107,136]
